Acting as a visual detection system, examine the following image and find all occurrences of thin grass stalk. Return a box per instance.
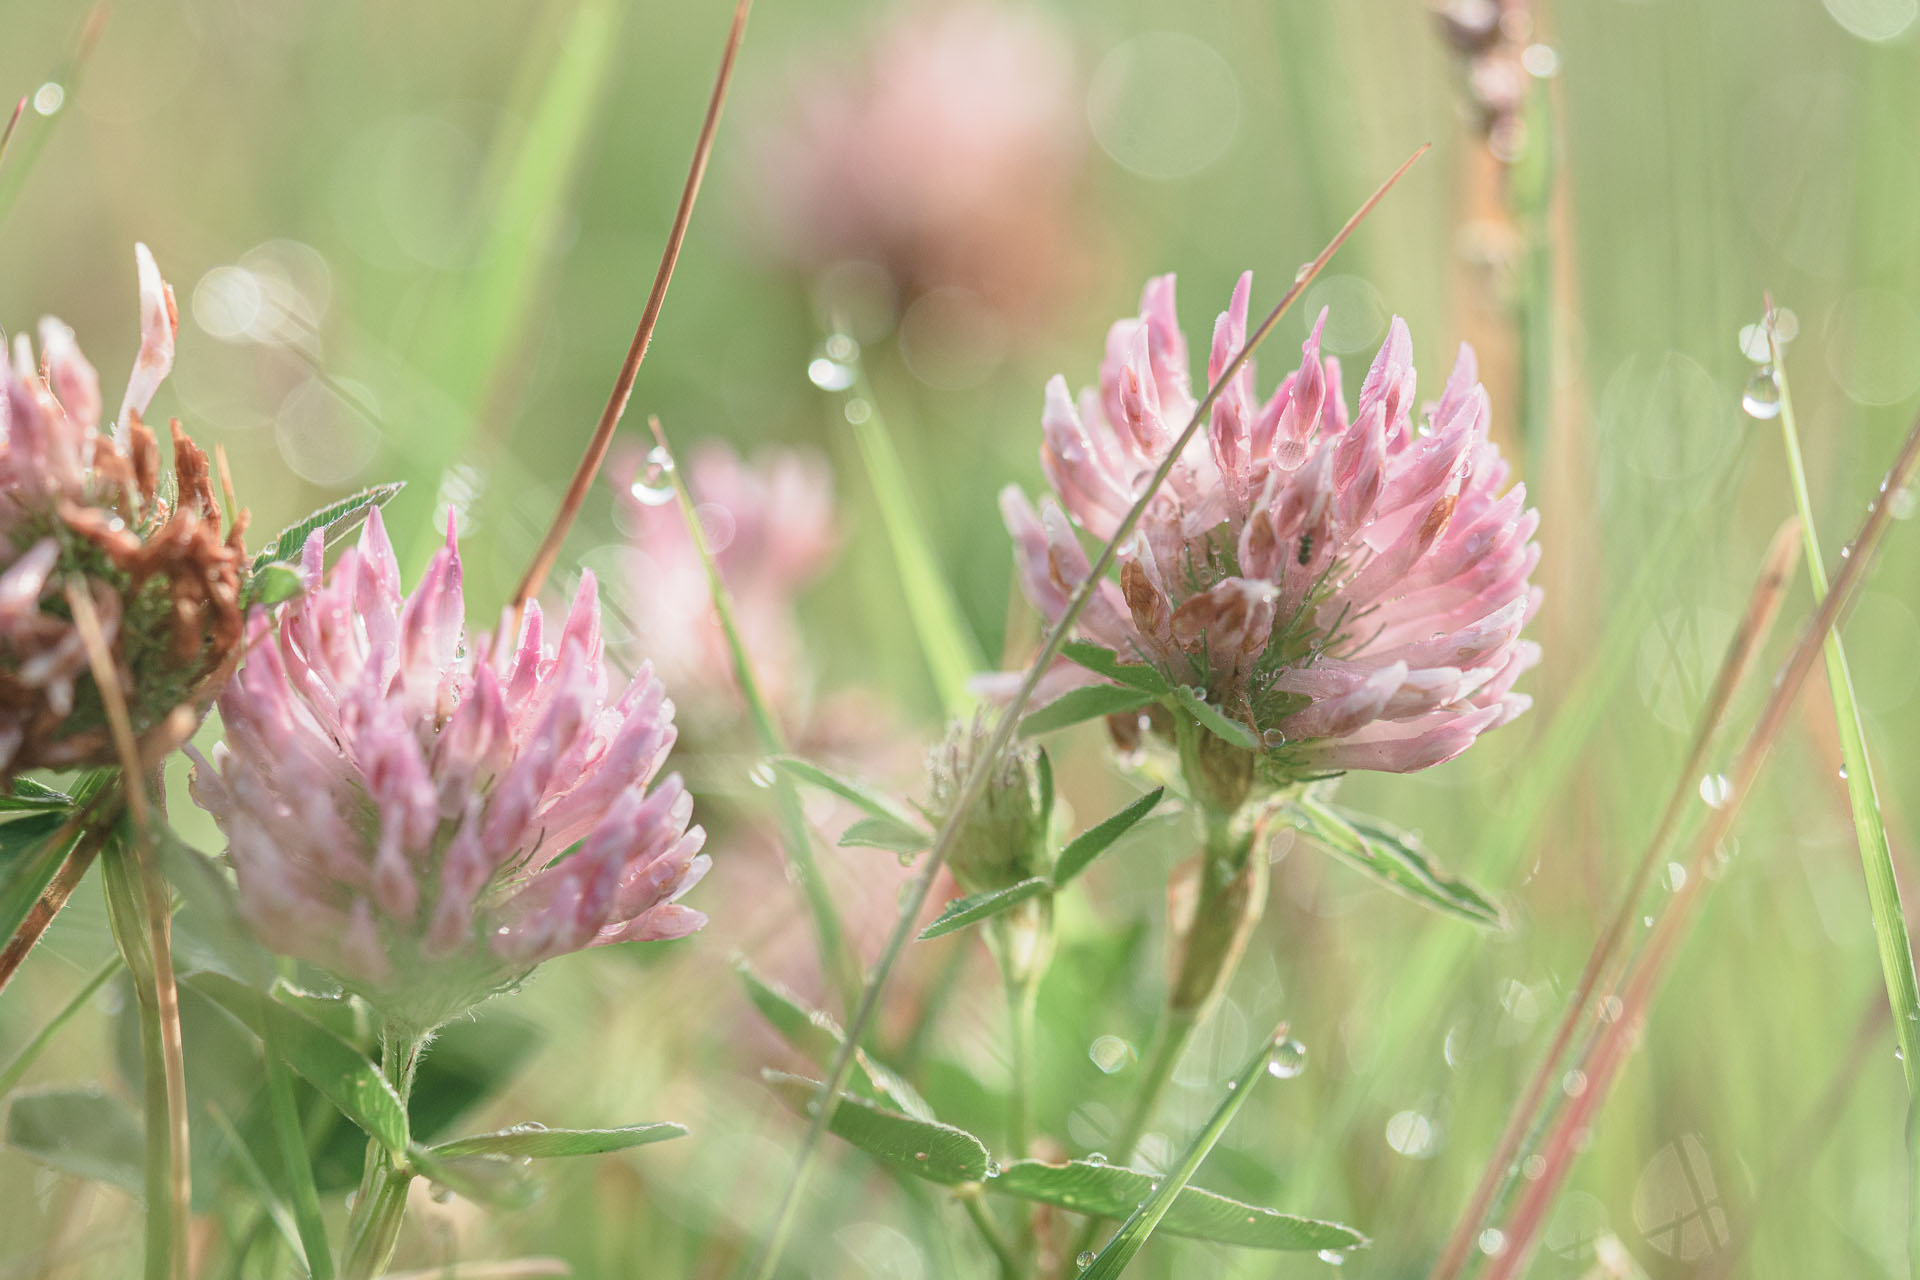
[0,954,118,1094]
[264,973,336,1280]
[1482,403,1920,1278]
[1766,319,1920,1276]
[67,585,188,1280]
[0,4,104,222]
[741,144,1430,1280]
[835,346,984,716]
[645,416,862,1012]
[1426,516,1802,1280]
[511,0,750,613]
[0,97,25,173]
[958,1186,1022,1280]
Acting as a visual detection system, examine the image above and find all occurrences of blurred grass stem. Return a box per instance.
[741,144,1430,1280]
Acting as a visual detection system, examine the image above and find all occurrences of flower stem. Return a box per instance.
[1006,971,1040,1160]
[959,1185,1022,1280]
[342,1027,425,1280]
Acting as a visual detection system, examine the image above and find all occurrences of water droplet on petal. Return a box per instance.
[1742,365,1783,419]
[1268,1037,1308,1079]
[629,446,676,506]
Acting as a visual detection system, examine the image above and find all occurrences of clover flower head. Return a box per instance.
[190,509,707,1030]
[0,244,247,774]
[1003,272,1540,779]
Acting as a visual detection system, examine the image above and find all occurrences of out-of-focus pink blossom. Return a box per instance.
[0,245,247,773]
[748,1,1083,319]
[190,509,706,1030]
[1003,273,1541,777]
[610,441,835,720]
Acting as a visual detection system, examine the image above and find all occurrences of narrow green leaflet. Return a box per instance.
[736,962,933,1121]
[917,877,1050,941]
[0,957,120,1095]
[1168,685,1260,750]
[1061,641,1171,696]
[249,483,405,573]
[204,1102,307,1266]
[1054,788,1167,886]
[1286,798,1505,928]
[770,757,927,834]
[0,777,75,811]
[1083,1026,1306,1278]
[189,973,409,1155]
[990,1160,1364,1252]
[408,1144,537,1210]
[430,1123,687,1159]
[762,1072,988,1186]
[838,816,931,856]
[1018,686,1157,738]
[5,1085,146,1197]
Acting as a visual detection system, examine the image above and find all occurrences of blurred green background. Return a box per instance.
[3,0,1920,1275]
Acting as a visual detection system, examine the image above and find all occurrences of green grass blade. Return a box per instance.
[1082,1024,1302,1277]
[0,955,119,1096]
[828,344,986,716]
[204,1101,308,1269]
[649,422,862,1014]
[429,1123,686,1160]
[264,1021,336,1280]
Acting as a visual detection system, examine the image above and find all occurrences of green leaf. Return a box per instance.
[1054,788,1167,886]
[1286,798,1504,928]
[918,878,1051,941]
[188,973,409,1155]
[991,1160,1365,1252]
[1017,685,1157,738]
[249,483,404,573]
[408,1144,537,1210]
[1168,685,1260,750]
[838,816,931,856]
[0,777,76,811]
[1061,641,1170,696]
[1082,1026,1313,1277]
[762,1072,989,1186]
[244,562,307,610]
[736,962,934,1121]
[429,1123,687,1159]
[5,1085,146,1197]
[0,810,82,945]
[770,756,926,834]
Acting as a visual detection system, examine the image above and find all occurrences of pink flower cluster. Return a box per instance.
[749,1,1082,317]
[1003,273,1540,775]
[190,510,707,1027]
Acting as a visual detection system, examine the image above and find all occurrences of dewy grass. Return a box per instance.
[742,143,1430,1280]
[1763,314,1920,1276]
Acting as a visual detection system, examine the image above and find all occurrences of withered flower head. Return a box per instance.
[0,245,249,773]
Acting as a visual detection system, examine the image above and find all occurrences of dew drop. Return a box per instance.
[844,397,872,425]
[1268,1037,1308,1079]
[32,82,64,116]
[629,446,676,506]
[1561,1068,1589,1097]
[748,762,777,789]
[1084,1151,1107,1167]
[1839,765,1850,781]
[913,1151,928,1161]
[1522,1153,1546,1180]
[1089,1036,1135,1075]
[1261,729,1286,749]
[807,355,856,391]
[1316,1248,1347,1266]
[1478,1227,1508,1256]
[1076,1251,1096,1269]
[1663,861,1688,892]
[984,1160,1001,1178]
[1890,488,1918,520]
[1698,773,1731,809]
[1742,365,1783,419]
[1598,995,1624,1022]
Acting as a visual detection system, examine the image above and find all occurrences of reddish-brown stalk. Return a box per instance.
[0,811,114,995]
[1481,404,1920,1278]
[1427,516,1802,1280]
[67,584,189,1280]
[0,97,25,171]
[511,0,752,614]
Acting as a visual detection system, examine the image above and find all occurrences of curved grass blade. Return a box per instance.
[771,756,926,833]
[1286,798,1504,928]
[991,1159,1363,1252]
[1055,788,1167,887]
[917,878,1050,941]
[0,955,119,1095]
[203,1101,307,1267]
[1082,1024,1306,1276]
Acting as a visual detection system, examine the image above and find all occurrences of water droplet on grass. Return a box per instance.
[1698,773,1731,809]
[1268,1037,1308,1079]
[629,446,676,506]
[1076,1251,1096,1268]
[1742,365,1783,419]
